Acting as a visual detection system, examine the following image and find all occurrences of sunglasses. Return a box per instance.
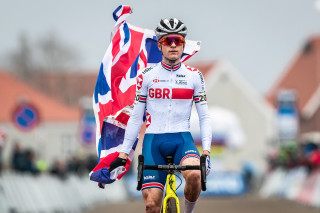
[159,36,185,46]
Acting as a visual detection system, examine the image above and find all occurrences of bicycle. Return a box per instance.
[137,154,207,213]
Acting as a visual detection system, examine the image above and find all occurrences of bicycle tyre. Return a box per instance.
[166,197,177,213]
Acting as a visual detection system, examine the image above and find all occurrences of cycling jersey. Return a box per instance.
[121,61,212,154]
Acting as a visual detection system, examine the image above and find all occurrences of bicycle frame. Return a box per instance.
[162,173,180,213]
[137,154,207,212]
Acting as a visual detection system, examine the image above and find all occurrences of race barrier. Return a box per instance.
[0,172,127,213]
[0,170,247,212]
[259,167,320,208]
[125,171,247,198]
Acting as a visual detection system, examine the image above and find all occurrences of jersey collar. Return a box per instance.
[161,61,181,71]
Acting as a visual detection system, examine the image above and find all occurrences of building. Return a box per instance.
[0,70,96,168]
[267,36,320,139]
[190,60,276,173]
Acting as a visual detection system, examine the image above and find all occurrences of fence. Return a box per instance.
[0,172,127,213]
[259,167,320,208]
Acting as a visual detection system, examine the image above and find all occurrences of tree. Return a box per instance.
[8,33,34,81]
[36,31,80,72]
[8,31,80,77]
[7,31,81,102]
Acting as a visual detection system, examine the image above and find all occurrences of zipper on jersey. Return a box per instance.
[168,66,173,131]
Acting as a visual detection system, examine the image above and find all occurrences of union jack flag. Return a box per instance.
[89,5,201,186]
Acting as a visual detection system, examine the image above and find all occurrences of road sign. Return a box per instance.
[12,103,39,131]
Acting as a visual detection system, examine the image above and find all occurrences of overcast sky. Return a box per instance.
[1,0,320,94]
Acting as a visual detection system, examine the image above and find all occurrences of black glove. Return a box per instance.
[109,157,127,172]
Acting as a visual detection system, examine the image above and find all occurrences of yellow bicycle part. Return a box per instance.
[162,174,180,213]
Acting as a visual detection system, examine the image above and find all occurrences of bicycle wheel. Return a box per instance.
[166,197,177,213]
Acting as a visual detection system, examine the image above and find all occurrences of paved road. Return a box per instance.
[86,194,319,213]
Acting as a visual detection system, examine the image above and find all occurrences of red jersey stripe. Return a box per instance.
[172,88,194,99]
[142,182,164,190]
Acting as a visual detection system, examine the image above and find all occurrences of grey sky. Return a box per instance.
[1,0,320,94]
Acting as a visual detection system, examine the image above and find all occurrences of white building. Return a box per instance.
[190,60,276,173]
[0,70,96,168]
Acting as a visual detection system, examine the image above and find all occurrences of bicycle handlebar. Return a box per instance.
[137,154,207,191]
[144,165,200,171]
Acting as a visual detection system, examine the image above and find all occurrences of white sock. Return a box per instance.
[184,198,197,213]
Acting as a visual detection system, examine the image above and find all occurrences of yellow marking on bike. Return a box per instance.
[162,174,180,213]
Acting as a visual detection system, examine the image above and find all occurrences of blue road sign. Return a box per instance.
[12,103,39,131]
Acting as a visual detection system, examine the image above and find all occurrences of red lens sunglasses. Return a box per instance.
[159,36,185,46]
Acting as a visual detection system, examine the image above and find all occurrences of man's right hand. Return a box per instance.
[109,157,127,172]
[108,155,128,180]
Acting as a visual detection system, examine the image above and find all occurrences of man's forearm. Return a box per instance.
[118,152,128,159]
[203,150,210,156]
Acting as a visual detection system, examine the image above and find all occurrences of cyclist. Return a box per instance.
[110,18,212,213]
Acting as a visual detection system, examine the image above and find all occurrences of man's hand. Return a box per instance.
[203,150,210,156]
[203,150,211,176]
[109,154,128,172]
[109,157,127,171]
[108,153,128,180]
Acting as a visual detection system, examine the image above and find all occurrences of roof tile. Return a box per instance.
[0,70,80,122]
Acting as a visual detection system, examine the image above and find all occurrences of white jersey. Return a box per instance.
[121,61,212,154]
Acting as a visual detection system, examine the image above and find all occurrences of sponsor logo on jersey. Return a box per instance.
[185,150,197,154]
[146,112,151,128]
[144,175,155,180]
[153,79,159,83]
[198,71,205,90]
[142,66,153,74]
[176,74,185,78]
[175,80,187,85]
[137,74,143,90]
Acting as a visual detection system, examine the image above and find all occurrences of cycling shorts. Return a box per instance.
[141,132,200,191]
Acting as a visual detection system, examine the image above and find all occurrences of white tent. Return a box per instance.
[190,106,246,171]
[190,106,245,150]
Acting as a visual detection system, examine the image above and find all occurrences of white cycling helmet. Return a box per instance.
[155,18,187,40]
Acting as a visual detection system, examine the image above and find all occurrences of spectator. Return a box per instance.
[309,149,320,170]
[67,156,83,175]
[86,155,98,172]
[50,160,67,180]
[11,142,26,172]
[23,149,39,175]
[242,162,254,192]
[36,159,49,172]
[0,128,6,175]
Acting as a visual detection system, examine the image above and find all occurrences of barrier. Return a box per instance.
[125,171,247,198]
[259,167,320,208]
[0,172,127,213]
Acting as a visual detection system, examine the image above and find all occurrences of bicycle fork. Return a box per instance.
[162,174,180,213]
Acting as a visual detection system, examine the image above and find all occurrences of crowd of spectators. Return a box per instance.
[267,140,320,173]
[4,142,98,180]
[0,128,7,175]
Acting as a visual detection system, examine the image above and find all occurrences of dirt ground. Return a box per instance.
[85,194,320,213]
